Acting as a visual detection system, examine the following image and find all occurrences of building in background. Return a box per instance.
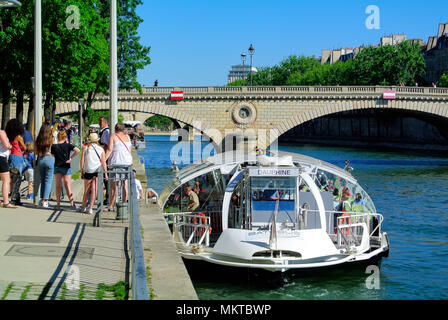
[227,65,258,84]
[380,34,406,46]
[423,22,448,83]
[318,23,448,85]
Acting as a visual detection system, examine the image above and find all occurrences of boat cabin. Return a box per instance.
[160,151,379,247]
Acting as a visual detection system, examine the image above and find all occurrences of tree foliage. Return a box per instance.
[144,115,173,129]
[0,0,150,128]
[229,41,426,87]
[438,73,448,87]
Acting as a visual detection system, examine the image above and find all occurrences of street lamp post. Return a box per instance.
[33,0,42,205]
[78,98,84,146]
[248,44,254,86]
[110,0,118,134]
[241,53,246,84]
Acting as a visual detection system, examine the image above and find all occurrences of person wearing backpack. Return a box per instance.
[79,133,108,214]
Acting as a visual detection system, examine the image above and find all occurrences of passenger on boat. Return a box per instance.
[337,190,352,212]
[185,185,199,212]
[333,188,340,209]
[344,160,354,173]
[325,179,335,192]
[351,193,366,212]
[252,191,258,200]
[193,181,201,195]
[231,194,240,206]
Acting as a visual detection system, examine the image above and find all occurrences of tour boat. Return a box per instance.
[160,150,389,277]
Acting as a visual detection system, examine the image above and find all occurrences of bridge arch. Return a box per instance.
[272,102,448,150]
[274,100,448,138]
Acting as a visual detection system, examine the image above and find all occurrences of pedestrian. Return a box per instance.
[105,123,133,211]
[432,82,437,88]
[98,116,110,204]
[154,79,158,87]
[79,132,108,214]
[63,119,73,144]
[23,142,34,200]
[35,123,55,208]
[133,169,144,200]
[51,130,80,210]
[5,119,26,206]
[0,129,16,208]
[23,124,33,144]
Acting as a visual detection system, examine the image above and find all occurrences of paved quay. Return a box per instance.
[0,179,130,300]
[0,174,198,300]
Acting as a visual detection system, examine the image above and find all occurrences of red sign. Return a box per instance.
[383,90,396,100]
[170,91,183,100]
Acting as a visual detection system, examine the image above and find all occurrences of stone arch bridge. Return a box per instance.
[55,86,448,152]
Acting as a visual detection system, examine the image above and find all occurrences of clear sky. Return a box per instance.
[136,0,448,87]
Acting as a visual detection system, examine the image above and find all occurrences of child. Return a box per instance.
[23,142,34,199]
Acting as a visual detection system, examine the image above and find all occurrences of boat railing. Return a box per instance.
[301,210,383,236]
[169,212,212,248]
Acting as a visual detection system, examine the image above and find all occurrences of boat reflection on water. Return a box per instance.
[160,150,389,286]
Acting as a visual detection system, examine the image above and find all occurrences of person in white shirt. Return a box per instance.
[79,132,108,214]
[133,170,144,200]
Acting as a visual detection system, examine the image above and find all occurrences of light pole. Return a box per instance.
[110,0,118,134]
[34,0,42,140]
[33,0,42,206]
[248,44,254,86]
[78,98,84,146]
[241,53,246,84]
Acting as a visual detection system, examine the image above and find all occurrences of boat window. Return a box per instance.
[228,175,250,230]
[163,169,225,214]
[250,177,296,226]
[312,169,376,213]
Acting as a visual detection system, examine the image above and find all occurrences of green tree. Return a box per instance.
[144,115,173,130]
[41,0,110,123]
[250,55,320,86]
[438,73,448,87]
[0,1,34,128]
[82,0,151,135]
[351,41,426,86]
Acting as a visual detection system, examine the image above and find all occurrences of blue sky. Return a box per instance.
[136,0,448,87]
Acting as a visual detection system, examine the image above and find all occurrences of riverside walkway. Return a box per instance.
[0,156,198,300]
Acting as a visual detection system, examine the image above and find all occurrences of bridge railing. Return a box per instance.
[122,85,448,96]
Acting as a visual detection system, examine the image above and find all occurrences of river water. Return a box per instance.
[137,135,448,300]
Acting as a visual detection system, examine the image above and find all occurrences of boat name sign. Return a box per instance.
[249,168,300,177]
[247,230,303,240]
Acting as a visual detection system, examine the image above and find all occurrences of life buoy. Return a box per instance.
[192,213,212,236]
[338,213,351,236]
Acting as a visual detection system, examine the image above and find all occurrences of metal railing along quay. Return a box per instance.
[93,164,149,300]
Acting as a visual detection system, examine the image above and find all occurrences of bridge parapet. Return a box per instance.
[118,86,448,98]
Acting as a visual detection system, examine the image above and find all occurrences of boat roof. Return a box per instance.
[176,150,355,183]
[159,150,357,208]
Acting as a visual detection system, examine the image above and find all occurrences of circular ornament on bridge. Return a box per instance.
[231,101,257,128]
